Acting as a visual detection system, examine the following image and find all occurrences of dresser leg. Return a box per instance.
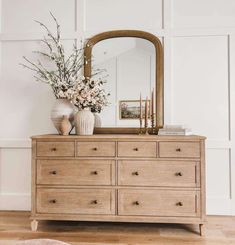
[199,224,205,236]
[31,220,38,231]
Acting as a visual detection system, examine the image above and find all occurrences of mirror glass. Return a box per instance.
[92,37,156,127]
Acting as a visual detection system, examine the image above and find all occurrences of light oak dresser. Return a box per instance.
[31,134,206,235]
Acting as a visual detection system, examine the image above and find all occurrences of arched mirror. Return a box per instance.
[84,30,163,134]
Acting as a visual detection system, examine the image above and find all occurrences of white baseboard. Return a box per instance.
[0,193,31,211]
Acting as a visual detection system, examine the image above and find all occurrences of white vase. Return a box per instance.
[51,99,75,134]
[75,108,95,135]
[94,113,102,128]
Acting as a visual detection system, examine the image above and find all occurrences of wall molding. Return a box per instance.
[0,193,30,211]
[0,32,79,41]
[0,139,31,148]
[207,198,232,215]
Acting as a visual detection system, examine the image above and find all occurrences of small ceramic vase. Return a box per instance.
[75,108,95,135]
[60,115,72,135]
[51,99,75,134]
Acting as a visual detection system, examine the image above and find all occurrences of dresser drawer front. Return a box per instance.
[118,189,199,217]
[37,188,115,215]
[118,142,157,158]
[77,142,116,157]
[159,142,200,158]
[37,142,75,157]
[118,161,198,187]
[37,160,115,186]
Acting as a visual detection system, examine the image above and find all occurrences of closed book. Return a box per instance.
[158,131,193,136]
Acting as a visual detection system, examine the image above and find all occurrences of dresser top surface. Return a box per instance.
[31,134,206,140]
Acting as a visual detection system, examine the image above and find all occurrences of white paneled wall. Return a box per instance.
[0,0,234,214]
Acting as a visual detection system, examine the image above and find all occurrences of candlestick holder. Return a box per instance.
[145,120,149,135]
[139,117,143,135]
[151,112,155,134]
[145,127,149,135]
[144,97,149,135]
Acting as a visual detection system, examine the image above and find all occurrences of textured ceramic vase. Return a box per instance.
[75,108,94,135]
[94,113,102,128]
[59,115,72,135]
[51,99,75,134]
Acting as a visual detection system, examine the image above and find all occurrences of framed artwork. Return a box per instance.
[119,100,151,120]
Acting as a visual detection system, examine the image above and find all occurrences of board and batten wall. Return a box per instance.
[0,0,235,215]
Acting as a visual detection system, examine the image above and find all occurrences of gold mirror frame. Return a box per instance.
[84,30,163,134]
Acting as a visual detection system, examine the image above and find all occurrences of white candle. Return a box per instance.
[151,90,154,117]
[145,96,148,127]
[140,93,142,120]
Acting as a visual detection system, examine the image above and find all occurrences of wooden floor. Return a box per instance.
[0,212,235,245]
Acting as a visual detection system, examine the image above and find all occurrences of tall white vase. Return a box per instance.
[75,108,94,135]
[51,99,75,134]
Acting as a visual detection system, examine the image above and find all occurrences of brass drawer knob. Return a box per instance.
[175,172,183,176]
[51,148,57,152]
[49,199,57,204]
[176,148,181,152]
[91,171,98,175]
[93,147,98,151]
[132,171,139,176]
[133,201,140,206]
[91,200,98,204]
[133,148,139,151]
[176,202,183,206]
[49,170,57,175]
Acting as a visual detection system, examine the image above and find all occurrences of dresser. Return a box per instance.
[31,134,206,235]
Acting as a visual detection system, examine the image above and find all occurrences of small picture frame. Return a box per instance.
[119,100,151,120]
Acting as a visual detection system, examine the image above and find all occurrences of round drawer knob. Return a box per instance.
[91,171,98,175]
[49,199,57,204]
[133,148,139,151]
[176,148,181,152]
[51,148,57,152]
[93,147,98,151]
[175,172,183,176]
[133,201,140,206]
[176,201,183,206]
[91,200,98,204]
[49,170,57,175]
[132,171,139,176]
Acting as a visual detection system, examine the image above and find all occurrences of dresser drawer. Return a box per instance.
[37,160,115,186]
[77,142,116,157]
[118,142,156,158]
[37,142,75,157]
[159,142,200,158]
[37,188,115,215]
[118,160,199,187]
[118,189,199,217]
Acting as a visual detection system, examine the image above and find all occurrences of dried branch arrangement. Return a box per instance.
[20,12,84,100]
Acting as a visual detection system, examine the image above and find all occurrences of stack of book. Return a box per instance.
[158,125,192,136]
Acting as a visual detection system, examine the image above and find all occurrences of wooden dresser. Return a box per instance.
[31,134,206,235]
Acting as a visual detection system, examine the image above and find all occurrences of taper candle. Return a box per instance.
[145,96,148,128]
[151,90,154,118]
[140,93,142,120]
[151,89,154,130]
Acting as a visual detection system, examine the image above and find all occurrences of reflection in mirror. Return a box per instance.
[92,37,155,127]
